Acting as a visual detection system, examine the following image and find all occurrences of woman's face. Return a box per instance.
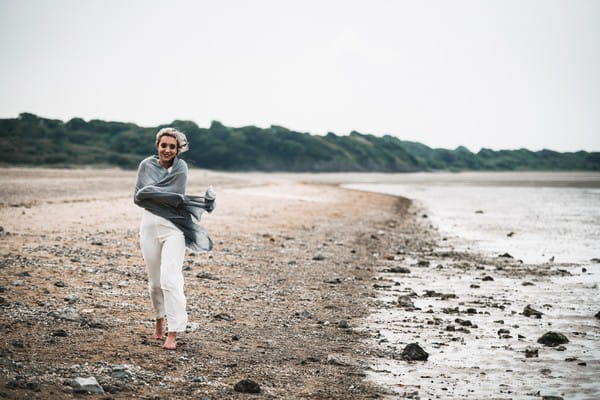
[157,135,178,166]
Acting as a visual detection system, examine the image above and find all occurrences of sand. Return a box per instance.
[1,168,598,399]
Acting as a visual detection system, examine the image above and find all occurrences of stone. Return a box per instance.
[196,271,219,280]
[12,280,25,287]
[498,253,513,258]
[542,396,564,400]
[337,320,350,329]
[537,331,569,347]
[49,307,81,322]
[213,312,235,321]
[525,347,538,358]
[312,254,325,261]
[99,281,112,289]
[233,379,261,393]
[523,305,543,318]
[51,329,68,337]
[595,311,600,319]
[70,376,105,394]
[397,295,415,309]
[294,310,312,320]
[111,365,130,379]
[401,343,429,361]
[54,280,66,287]
[482,276,494,281]
[64,294,80,304]
[386,266,411,274]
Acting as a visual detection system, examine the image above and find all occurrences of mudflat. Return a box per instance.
[1,168,598,399]
[0,168,409,399]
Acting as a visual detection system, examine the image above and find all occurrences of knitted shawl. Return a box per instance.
[134,155,215,252]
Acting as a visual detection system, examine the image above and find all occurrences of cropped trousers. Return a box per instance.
[139,210,188,332]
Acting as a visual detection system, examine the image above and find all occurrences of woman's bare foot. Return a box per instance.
[151,318,165,339]
[163,332,177,350]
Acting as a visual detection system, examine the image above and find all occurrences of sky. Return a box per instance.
[1,0,599,152]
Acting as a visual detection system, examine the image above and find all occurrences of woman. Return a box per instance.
[134,127,215,350]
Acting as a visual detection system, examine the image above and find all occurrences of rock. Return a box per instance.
[590,258,600,263]
[525,347,538,358]
[326,354,349,366]
[498,253,513,258]
[337,320,350,329]
[324,277,342,284]
[470,284,480,289]
[417,260,430,267]
[507,232,515,237]
[542,396,563,400]
[213,313,235,321]
[386,266,411,274]
[189,376,208,383]
[111,365,130,380]
[49,307,81,322]
[54,280,66,287]
[64,294,80,304]
[295,310,312,320]
[537,332,569,347]
[117,280,129,288]
[99,281,112,289]
[401,343,429,361]
[15,271,31,277]
[523,305,543,318]
[51,329,68,337]
[196,271,219,280]
[12,280,25,287]
[233,379,261,393]
[595,311,600,319]
[522,281,535,286]
[312,254,325,261]
[91,241,103,246]
[0,285,7,292]
[482,276,494,281]
[397,296,415,309]
[475,210,484,214]
[69,376,105,394]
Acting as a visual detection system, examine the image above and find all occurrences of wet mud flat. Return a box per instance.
[1,168,598,399]
[360,210,600,399]
[0,168,409,399]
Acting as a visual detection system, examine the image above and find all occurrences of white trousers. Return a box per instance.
[139,210,188,332]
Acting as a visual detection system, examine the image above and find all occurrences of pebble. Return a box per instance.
[111,365,130,379]
[401,343,429,361]
[54,280,66,287]
[537,331,569,347]
[525,347,539,358]
[295,310,312,320]
[397,296,415,309]
[337,320,350,329]
[523,305,543,318]
[12,280,25,287]
[233,379,261,393]
[386,266,411,273]
[68,376,105,394]
[64,294,80,304]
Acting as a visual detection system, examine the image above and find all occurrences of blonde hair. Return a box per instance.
[155,127,189,153]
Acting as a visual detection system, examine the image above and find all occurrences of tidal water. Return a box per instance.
[343,172,600,265]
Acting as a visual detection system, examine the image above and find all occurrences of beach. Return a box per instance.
[1,168,598,399]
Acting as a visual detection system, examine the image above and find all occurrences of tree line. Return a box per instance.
[1,112,598,171]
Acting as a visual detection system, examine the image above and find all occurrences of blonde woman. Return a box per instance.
[134,128,215,349]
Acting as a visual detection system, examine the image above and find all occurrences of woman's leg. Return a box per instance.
[160,229,187,349]
[140,221,166,339]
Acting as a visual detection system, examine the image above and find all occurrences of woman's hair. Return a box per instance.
[155,127,189,153]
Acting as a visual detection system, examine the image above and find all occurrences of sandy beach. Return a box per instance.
[1,168,598,399]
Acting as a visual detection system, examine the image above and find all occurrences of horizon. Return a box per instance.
[1,1,599,152]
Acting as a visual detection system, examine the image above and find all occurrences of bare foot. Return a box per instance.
[151,318,165,339]
[163,332,177,350]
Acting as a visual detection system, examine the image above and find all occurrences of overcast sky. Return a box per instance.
[1,0,598,152]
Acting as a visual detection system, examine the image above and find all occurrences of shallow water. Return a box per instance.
[339,172,600,399]
[343,172,600,264]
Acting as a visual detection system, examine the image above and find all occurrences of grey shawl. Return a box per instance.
[134,155,215,252]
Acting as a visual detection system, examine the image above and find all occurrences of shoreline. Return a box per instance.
[1,168,598,399]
